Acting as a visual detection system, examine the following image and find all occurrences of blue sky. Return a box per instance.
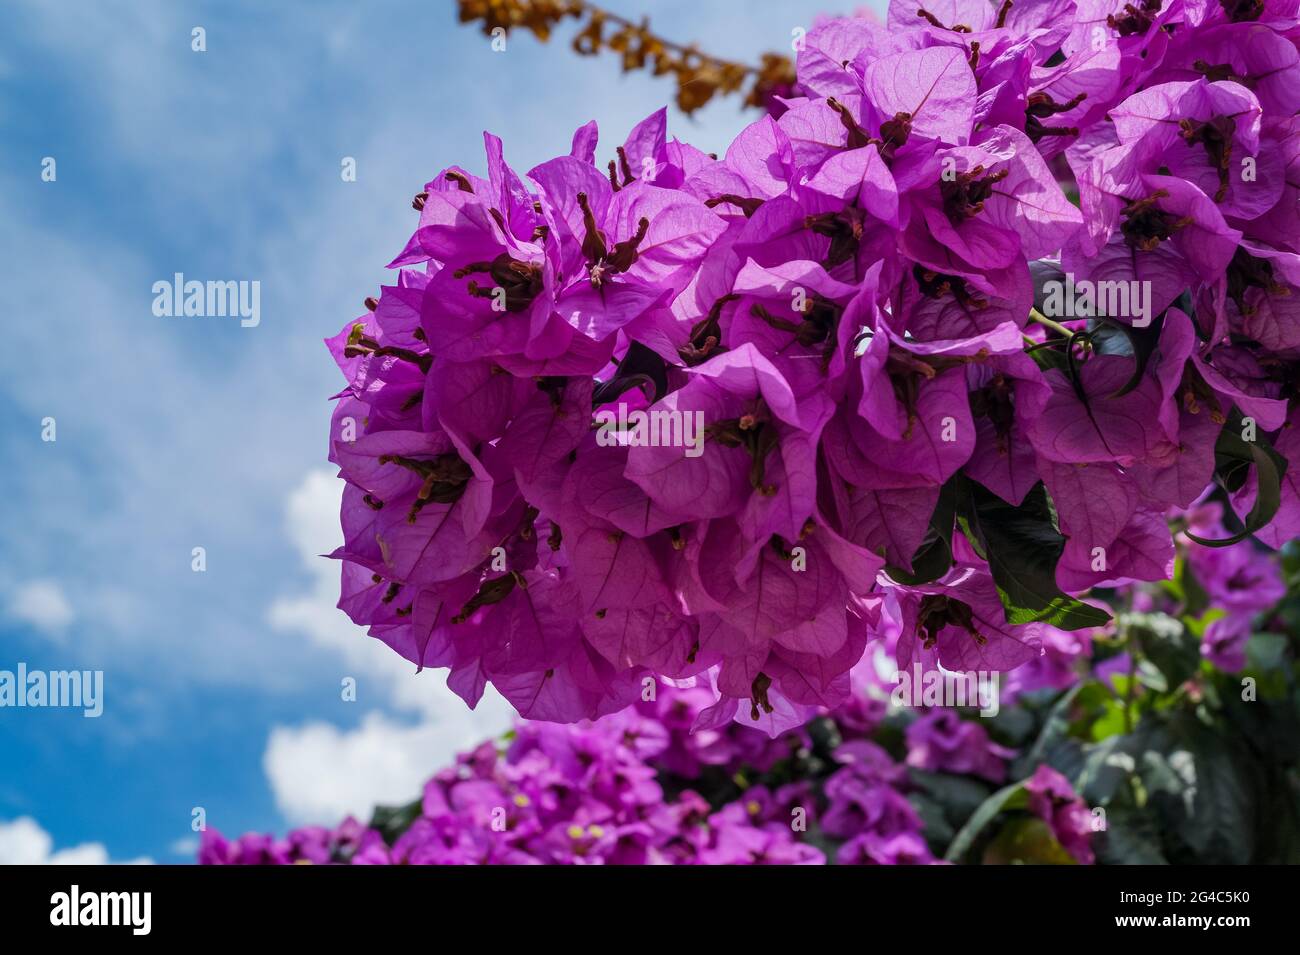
[0,0,876,863]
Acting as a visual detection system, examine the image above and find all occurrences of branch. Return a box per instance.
[455,0,796,113]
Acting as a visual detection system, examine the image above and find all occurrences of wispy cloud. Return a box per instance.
[263,469,514,825]
[5,579,74,637]
[0,816,151,865]
[0,0,873,857]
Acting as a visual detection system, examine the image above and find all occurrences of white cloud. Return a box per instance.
[0,817,151,865]
[6,579,74,636]
[168,836,199,857]
[0,0,879,841]
[0,0,873,701]
[263,469,514,825]
[265,710,503,825]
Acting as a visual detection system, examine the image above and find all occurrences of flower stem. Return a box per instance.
[1028,308,1074,340]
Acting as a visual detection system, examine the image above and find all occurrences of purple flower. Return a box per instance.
[894,566,1043,673]
[1024,765,1096,865]
[1201,612,1253,671]
[320,0,1300,737]
[1188,529,1286,616]
[905,709,1017,782]
[1004,626,1093,697]
[837,829,940,865]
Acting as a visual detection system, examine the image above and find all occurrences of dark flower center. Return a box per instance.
[916,594,987,650]
[343,323,433,374]
[535,375,571,408]
[378,452,474,523]
[1119,190,1192,250]
[914,265,990,310]
[805,206,866,269]
[679,293,736,366]
[749,672,774,721]
[1025,90,1087,142]
[1179,114,1236,202]
[1107,0,1163,37]
[878,112,914,160]
[1226,247,1289,317]
[444,171,474,193]
[749,293,844,370]
[940,164,1010,224]
[706,399,779,494]
[1219,0,1263,21]
[607,147,635,192]
[576,191,650,287]
[1178,365,1228,423]
[883,340,990,438]
[704,194,765,217]
[970,374,1017,451]
[826,98,911,162]
[1192,59,1245,85]
[452,572,521,624]
[453,253,545,312]
[917,0,1013,32]
[915,8,973,31]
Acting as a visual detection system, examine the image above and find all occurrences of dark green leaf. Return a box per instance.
[908,792,956,846]
[592,341,668,406]
[368,798,422,843]
[982,816,1079,864]
[1155,714,1256,864]
[884,477,959,585]
[1128,611,1199,690]
[964,481,1112,631]
[1088,310,1165,398]
[1013,682,1085,778]
[908,768,993,825]
[1076,724,1159,805]
[1185,442,1283,547]
[1096,805,1168,864]
[943,780,1027,862]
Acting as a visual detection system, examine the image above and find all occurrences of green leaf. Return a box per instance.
[1134,659,1168,693]
[884,478,958,585]
[908,792,956,847]
[1088,693,1135,741]
[1097,805,1169,864]
[943,781,1028,862]
[986,703,1038,746]
[1088,310,1166,398]
[592,341,668,406]
[1173,555,1210,617]
[368,798,422,843]
[1245,631,1288,672]
[1013,682,1085,779]
[982,816,1079,865]
[1076,725,1159,804]
[908,768,993,825]
[1186,415,1288,547]
[963,481,1112,631]
[1027,340,1071,373]
[1127,611,1199,690]
[1156,715,1256,864]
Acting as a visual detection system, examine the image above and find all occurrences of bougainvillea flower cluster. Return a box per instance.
[200,686,830,865]
[201,536,1297,865]
[327,0,1300,735]
[199,682,956,865]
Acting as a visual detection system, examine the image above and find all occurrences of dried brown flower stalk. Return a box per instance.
[455,0,796,113]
